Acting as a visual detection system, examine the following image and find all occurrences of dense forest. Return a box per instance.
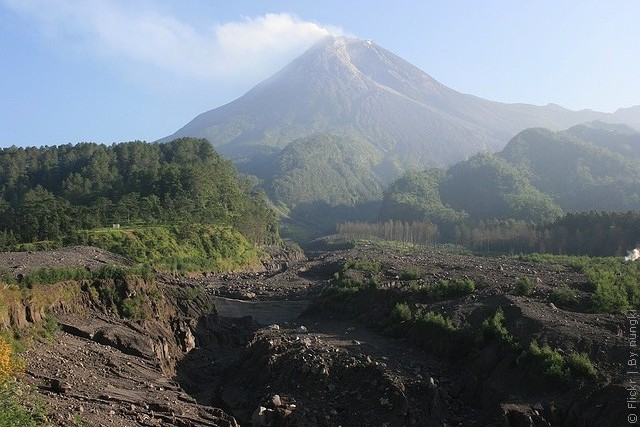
[379,122,640,227]
[340,122,640,257]
[0,138,278,250]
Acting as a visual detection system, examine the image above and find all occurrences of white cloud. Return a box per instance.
[3,0,343,80]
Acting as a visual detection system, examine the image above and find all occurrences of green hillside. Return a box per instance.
[0,138,278,269]
[379,122,640,226]
[499,124,640,211]
[269,133,388,207]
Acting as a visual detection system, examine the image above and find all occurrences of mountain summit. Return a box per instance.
[161,36,639,208]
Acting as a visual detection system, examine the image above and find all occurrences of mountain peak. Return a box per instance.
[160,37,640,175]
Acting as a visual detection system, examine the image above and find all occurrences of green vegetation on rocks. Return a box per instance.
[70,224,262,272]
[528,340,597,382]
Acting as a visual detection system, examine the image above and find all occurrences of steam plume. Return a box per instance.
[625,248,640,261]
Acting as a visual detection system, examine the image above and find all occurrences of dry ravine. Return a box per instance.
[0,245,629,426]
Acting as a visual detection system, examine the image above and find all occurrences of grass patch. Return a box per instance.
[0,335,48,426]
[0,380,48,427]
[20,267,92,288]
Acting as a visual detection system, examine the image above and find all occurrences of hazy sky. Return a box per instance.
[1,0,638,147]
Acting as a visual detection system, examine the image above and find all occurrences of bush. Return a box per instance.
[528,340,568,382]
[551,284,578,306]
[400,267,420,281]
[587,262,640,314]
[0,336,16,380]
[592,281,630,314]
[567,352,597,378]
[514,277,534,296]
[528,341,597,382]
[324,276,365,301]
[368,276,380,289]
[0,335,46,426]
[389,302,412,323]
[415,310,457,332]
[478,308,515,347]
[121,296,147,320]
[413,278,475,301]
[343,259,381,274]
[383,302,412,337]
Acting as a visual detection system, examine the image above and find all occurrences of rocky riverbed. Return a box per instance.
[1,244,630,426]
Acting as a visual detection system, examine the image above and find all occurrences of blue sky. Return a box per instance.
[1,0,638,147]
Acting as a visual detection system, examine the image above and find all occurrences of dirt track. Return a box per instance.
[0,246,134,277]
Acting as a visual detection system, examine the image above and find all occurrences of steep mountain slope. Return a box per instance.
[160,36,640,218]
[162,36,638,170]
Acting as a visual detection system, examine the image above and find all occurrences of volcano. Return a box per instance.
[160,36,639,207]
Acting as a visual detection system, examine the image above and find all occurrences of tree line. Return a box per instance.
[0,138,278,248]
[338,211,640,257]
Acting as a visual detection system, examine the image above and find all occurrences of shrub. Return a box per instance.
[478,308,515,347]
[514,277,534,296]
[551,284,578,306]
[415,310,457,332]
[528,341,597,382]
[324,276,365,301]
[368,276,379,289]
[389,302,412,323]
[382,302,412,337]
[413,278,475,301]
[400,267,420,281]
[121,296,147,320]
[343,259,381,274]
[0,335,15,380]
[567,352,597,378]
[592,281,630,314]
[528,340,569,382]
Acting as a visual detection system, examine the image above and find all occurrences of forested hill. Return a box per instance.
[380,121,640,225]
[0,138,278,250]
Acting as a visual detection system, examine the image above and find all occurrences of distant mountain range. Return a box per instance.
[161,36,640,209]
